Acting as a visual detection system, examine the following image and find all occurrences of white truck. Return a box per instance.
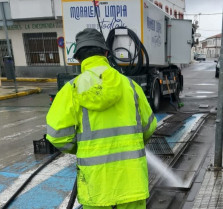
[61,0,193,111]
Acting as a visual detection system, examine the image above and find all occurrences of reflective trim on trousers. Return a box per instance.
[47,124,76,138]
[77,78,143,142]
[77,148,146,166]
[142,113,155,133]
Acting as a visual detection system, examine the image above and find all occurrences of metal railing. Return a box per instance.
[23,32,60,66]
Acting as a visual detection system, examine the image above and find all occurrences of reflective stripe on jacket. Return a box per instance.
[46,56,157,206]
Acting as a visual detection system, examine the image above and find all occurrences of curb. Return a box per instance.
[0,78,57,82]
[0,88,42,100]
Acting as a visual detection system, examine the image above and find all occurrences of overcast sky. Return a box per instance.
[185,0,223,40]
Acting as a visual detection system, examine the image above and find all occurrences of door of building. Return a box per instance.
[0,39,13,76]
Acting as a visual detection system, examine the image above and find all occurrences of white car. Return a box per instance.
[195,54,206,61]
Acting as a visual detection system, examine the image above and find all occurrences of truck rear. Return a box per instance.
[61,0,193,111]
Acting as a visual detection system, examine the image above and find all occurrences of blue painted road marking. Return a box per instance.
[0,172,20,193]
[9,165,76,209]
[155,113,168,122]
[166,114,203,149]
[0,156,49,195]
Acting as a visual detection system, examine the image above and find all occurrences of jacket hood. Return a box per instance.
[75,56,123,111]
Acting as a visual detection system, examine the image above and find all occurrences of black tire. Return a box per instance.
[150,79,161,112]
[215,71,219,78]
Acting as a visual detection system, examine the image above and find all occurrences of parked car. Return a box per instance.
[195,53,206,61]
[215,59,220,78]
[194,53,199,60]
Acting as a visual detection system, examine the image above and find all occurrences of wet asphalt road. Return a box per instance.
[0,59,219,171]
[160,59,218,113]
[0,82,57,168]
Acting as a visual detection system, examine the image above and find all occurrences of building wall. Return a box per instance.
[10,0,54,19]
[151,0,185,18]
[0,0,186,77]
[200,37,221,58]
[0,20,63,66]
[0,19,80,77]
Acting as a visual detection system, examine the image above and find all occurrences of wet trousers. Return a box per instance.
[83,199,146,209]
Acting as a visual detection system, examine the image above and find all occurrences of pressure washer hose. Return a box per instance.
[66,176,78,209]
[2,151,61,209]
[106,26,150,76]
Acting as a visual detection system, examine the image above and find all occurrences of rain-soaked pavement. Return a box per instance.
[0,59,221,209]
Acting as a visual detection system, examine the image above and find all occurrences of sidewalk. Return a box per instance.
[181,114,223,209]
[0,77,56,82]
[0,77,56,100]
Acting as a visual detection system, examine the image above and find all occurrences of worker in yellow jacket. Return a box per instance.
[46,28,157,209]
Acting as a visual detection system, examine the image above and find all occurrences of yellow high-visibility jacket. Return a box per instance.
[46,55,157,206]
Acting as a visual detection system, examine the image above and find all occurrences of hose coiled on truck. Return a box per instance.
[106,26,150,76]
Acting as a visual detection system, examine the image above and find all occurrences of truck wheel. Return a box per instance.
[151,79,160,112]
[215,70,219,78]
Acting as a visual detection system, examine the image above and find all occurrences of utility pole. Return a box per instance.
[0,2,17,93]
[214,12,223,168]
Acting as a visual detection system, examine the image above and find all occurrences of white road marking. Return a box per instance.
[193,83,216,86]
[0,154,76,207]
[59,192,81,209]
[1,116,44,130]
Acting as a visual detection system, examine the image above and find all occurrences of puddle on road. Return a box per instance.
[195,91,214,94]
[194,83,216,86]
[195,95,208,98]
[184,94,217,98]
[182,90,217,98]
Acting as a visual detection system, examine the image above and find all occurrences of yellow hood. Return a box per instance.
[75,56,123,111]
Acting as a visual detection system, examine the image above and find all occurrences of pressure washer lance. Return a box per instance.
[165,75,184,109]
[174,86,184,108]
[165,75,177,111]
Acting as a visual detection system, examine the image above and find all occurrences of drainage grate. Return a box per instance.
[154,122,184,136]
[149,173,157,184]
[163,113,193,123]
[147,137,174,156]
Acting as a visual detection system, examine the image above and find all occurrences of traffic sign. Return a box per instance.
[57,36,64,48]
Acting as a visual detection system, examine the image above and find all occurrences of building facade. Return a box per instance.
[199,34,222,58]
[0,0,185,78]
[150,0,185,19]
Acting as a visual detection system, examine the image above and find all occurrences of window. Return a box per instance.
[179,13,184,19]
[207,40,212,45]
[170,8,172,15]
[158,2,163,9]
[174,10,177,18]
[23,33,60,66]
[165,6,169,14]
